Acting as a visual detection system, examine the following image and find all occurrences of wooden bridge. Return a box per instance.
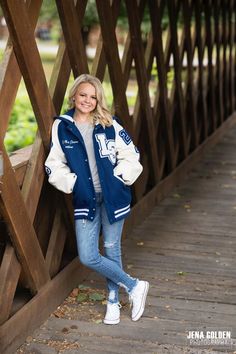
[17,125,236,353]
[0,1,236,353]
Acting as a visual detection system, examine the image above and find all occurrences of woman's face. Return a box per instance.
[74,82,97,115]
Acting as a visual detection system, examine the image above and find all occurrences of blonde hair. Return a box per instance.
[68,74,113,127]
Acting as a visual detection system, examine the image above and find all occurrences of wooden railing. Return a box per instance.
[0,1,235,352]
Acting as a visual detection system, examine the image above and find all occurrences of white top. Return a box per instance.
[76,121,101,193]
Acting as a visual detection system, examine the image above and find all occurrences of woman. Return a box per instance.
[45,74,149,325]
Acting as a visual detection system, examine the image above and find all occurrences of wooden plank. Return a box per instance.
[21,134,46,222]
[182,0,198,148]
[45,209,67,277]
[0,148,50,293]
[0,0,43,141]
[194,0,208,140]
[0,258,89,354]
[223,0,231,117]
[214,0,224,125]
[125,0,160,183]
[228,0,235,112]
[124,112,236,235]
[167,0,188,158]
[0,244,21,325]
[0,0,55,148]
[56,0,89,76]
[48,37,71,114]
[0,0,47,230]
[91,0,122,80]
[149,0,175,172]
[96,0,133,136]
[204,0,217,132]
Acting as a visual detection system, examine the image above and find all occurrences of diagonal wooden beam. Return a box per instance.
[125,0,160,183]
[45,209,67,277]
[0,243,21,325]
[204,0,217,132]
[0,148,50,293]
[0,0,55,149]
[96,0,133,136]
[0,0,43,142]
[149,0,175,172]
[168,0,188,159]
[49,37,71,115]
[228,0,235,112]
[183,0,199,148]
[214,0,224,125]
[195,0,208,140]
[56,0,89,77]
[91,0,122,81]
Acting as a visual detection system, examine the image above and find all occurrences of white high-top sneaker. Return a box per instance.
[103,302,121,325]
[129,280,149,321]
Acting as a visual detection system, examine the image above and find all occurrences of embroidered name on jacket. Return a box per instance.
[62,139,79,148]
[95,133,116,164]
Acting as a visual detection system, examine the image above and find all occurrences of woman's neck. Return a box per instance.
[73,110,91,123]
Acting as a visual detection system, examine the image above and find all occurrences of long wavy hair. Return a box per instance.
[68,74,113,127]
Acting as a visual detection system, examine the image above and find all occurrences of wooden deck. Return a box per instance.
[16,128,236,353]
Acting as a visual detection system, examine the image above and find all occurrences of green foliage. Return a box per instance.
[38,0,58,22]
[4,95,37,153]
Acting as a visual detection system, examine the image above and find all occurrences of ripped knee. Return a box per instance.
[104,241,117,249]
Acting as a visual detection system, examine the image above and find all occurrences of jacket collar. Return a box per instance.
[57,108,102,127]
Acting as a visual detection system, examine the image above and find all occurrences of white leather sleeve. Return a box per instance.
[113,120,143,185]
[45,120,77,194]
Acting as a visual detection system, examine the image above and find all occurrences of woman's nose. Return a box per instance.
[84,96,91,103]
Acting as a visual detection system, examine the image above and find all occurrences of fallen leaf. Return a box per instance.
[173,193,181,198]
[78,284,90,290]
[195,287,202,291]
[92,319,102,324]
[70,288,78,297]
[89,292,105,301]
[184,204,191,209]
[127,264,133,269]
[76,293,88,302]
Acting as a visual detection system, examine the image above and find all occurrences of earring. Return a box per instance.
[72,98,75,102]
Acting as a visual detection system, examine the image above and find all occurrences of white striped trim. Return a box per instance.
[74,208,89,212]
[74,208,89,217]
[114,205,130,215]
[74,212,89,216]
[114,208,130,218]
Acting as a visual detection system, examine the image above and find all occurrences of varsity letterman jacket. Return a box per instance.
[45,108,143,224]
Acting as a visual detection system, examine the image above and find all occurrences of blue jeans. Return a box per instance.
[75,193,137,303]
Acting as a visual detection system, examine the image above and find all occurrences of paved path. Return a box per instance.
[16,127,236,353]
